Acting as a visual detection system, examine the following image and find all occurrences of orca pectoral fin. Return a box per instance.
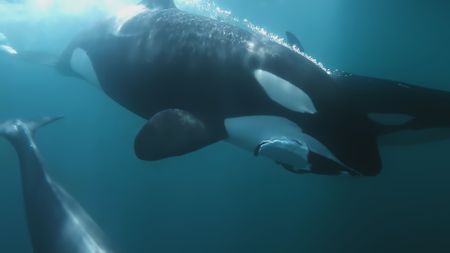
[285,31,305,52]
[134,109,222,161]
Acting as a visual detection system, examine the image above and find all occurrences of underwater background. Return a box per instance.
[1,0,450,252]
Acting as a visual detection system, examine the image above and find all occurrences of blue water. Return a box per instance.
[1,0,450,252]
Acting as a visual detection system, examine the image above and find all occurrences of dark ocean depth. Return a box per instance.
[1,0,450,252]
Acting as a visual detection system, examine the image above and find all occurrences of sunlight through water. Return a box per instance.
[0,0,331,73]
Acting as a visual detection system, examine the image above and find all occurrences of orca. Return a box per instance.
[46,0,450,175]
[0,117,114,253]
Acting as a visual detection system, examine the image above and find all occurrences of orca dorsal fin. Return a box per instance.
[141,0,176,9]
[285,31,305,52]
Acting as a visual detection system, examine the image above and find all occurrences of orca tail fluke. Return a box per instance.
[26,116,64,132]
[333,71,450,139]
[302,72,450,176]
[0,116,63,140]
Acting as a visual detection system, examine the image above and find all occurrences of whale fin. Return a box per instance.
[26,116,63,133]
[134,109,221,161]
[285,31,304,52]
[141,0,176,9]
[334,72,450,139]
[0,116,63,140]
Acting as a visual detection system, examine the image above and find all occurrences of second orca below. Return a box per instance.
[22,0,450,176]
[0,117,114,253]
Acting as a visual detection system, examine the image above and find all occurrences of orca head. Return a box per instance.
[141,0,176,10]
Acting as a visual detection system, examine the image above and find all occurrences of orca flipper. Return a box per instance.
[285,31,304,52]
[134,109,221,161]
[286,71,450,176]
[0,116,63,139]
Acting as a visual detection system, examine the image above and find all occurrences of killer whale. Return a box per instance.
[52,0,450,176]
[0,117,114,253]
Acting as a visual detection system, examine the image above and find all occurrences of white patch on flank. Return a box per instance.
[368,113,414,126]
[0,44,18,55]
[224,116,351,172]
[254,69,317,114]
[71,48,101,87]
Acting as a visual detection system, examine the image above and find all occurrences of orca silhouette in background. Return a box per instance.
[0,117,114,253]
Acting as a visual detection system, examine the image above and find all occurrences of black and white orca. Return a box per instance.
[0,117,114,253]
[52,0,450,176]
